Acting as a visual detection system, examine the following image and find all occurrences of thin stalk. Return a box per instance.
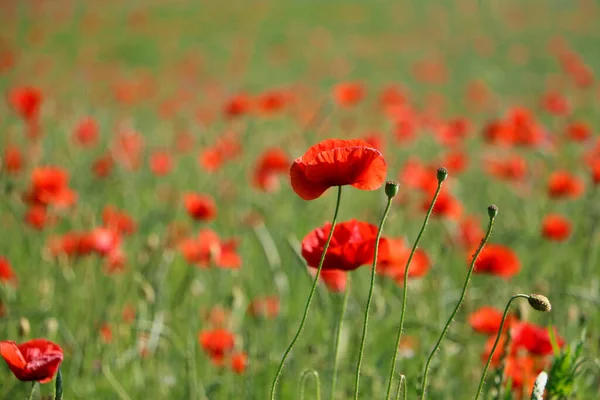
[353,195,394,399]
[299,369,321,400]
[475,294,530,399]
[419,206,497,399]
[27,382,36,400]
[330,275,350,400]
[384,181,444,400]
[270,186,343,399]
[395,374,407,400]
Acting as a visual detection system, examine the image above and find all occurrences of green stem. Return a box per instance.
[27,382,36,400]
[330,275,350,400]
[299,369,321,400]
[384,181,444,400]
[270,186,343,399]
[353,196,394,399]
[475,294,529,400]
[395,375,407,400]
[419,209,497,399]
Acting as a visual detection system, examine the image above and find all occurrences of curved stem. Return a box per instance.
[395,374,407,400]
[353,196,394,399]
[270,186,343,399]
[299,369,321,400]
[475,294,530,400]
[419,211,496,399]
[330,275,350,400]
[384,182,444,400]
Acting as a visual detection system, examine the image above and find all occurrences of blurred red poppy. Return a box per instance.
[547,171,584,199]
[0,257,17,286]
[469,306,516,335]
[231,352,248,374]
[149,150,174,176]
[484,155,527,181]
[179,229,241,269]
[511,322,564,356]
[301,219,378,271]
[24,167,77,209]
[333,82,364,107]
[198,328,235,366]
[541,91,570,116]
[24,205,54,230]
[541,213,572,241]
[591,160,600,185]
[224,93,251,118]
[8,86,42,121]
[92,154,114,178]
[398,158,437,193]
[457,216,484,249]
[0,339,63,383]
[256,90,287,115]
[184,193,217,222]
[290,139,387,200]
[2,145,24,174]
[253,148,290,192]
[472,244,520,278]
[72,117,99,148]
[566,121,591,142]
[377,237,430,283]
[248,296,280,319]
[319,269,348,292]
[426,191,462,220]
[102,205,137,235]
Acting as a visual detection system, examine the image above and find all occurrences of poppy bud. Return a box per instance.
[436,167,448,183]
[528,294,552,312]
[385,181,399,199]
[487,204,498,219]
[18,318,31,337]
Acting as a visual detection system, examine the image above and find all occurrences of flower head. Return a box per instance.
[0,339,63,383]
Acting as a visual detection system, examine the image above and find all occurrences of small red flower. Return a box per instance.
[511,322,564,356]
[198,329,235,366]
[541,91,570,116]
[8,86,42,121]
[248,296,280,319]
[301,219,378,271]
[566,121,591,142]
[184,193,217,222]
[469,306,516,335]
[24,206,54,230]
[72,117,99,147]
[253,148,290,192]
[224,93,251,118]
[591,160,600,185]
[547,171,584,199]
[149,150,174,176]
[24,166,77,209]
[472,244,520,278]
[2,145,24,174]
[377,237,430,283]
[541,213,572,241]
[231,352,248,374]
[484,155,527,182]
[92,154,114,178]
[333,82,364,107]
[319,269,348,292]
[0,257,17,285]
[426,191,463,220]
[102,205,137,236]
[0,339,63,383]
[457,216,484,249]
[290,139,387,200]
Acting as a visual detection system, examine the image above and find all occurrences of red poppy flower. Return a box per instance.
[541,213,572,241]
[547,171,584,199]
[223,93,252,117]
[102,206,137,236]
[319,269,348,292]
[217,239,242,269]
[541,91,570,116]
[184,193,217,221]
[24,167,77,209]
[377,238,430,283]
[100,323,113,344]
[457,216,484,249]
[256,90,287,115]
[199,147,224,172]
[149,150,174,176]
[425,191,463,220]
[179,229,241,269]
[231,352,248,374]
[441,150,468,174]
[2,145,24,174]
[333,82,364,107]
[111,129,144,170]
[248,296,280,319]
[198,329,235,366]
[511,322,564,356]
[8,86,42,121]
[122,304,136,324]
[0,339,63,383]
[398,158,437,193]
[92,154,114,178]
[566,121,591,142]
[591,160,600,185]
[0,256,17,285]
[435,118,471,147]
[301,219,378,271]
[391,107,418,144]
[469,306,516,335]
[472,244,520,278]
[484,155,527,181]
[24,206,54,230]
[72,117,98,147]
[104,248,127,274]
[361,133,384,152]
[253,148,290,192]
[86,228,121,256]
[290,139,387,200]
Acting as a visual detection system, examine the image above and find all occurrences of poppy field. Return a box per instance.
[2,0,600,399]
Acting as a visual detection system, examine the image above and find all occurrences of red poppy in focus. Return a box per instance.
[102,205,137,235]
[8,86,42,121]
[541,213,572,241]
[472,244,520,278]
[253,148,290,192]
[290,139,387,200]
[377,237,430,283]
[248,296,280,319]
[566,121,591,142]
[149,150,174,176]
[319,269,348,292]
[231,352,248,374]
[224,93,251,118]
[184,193,217,222]
[301,219,378,271]
[547,171,584,199]
[333,82,364,107]
[425,191,462,220]
[198,328,235,366]
[511,322,564,356]
[469,306,516,335]
[0,257,17,286]
[2,145,24,174]
[72,117,99,148]
[0,339,63,383]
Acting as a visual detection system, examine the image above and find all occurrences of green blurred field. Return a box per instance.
[1,1,600,399]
